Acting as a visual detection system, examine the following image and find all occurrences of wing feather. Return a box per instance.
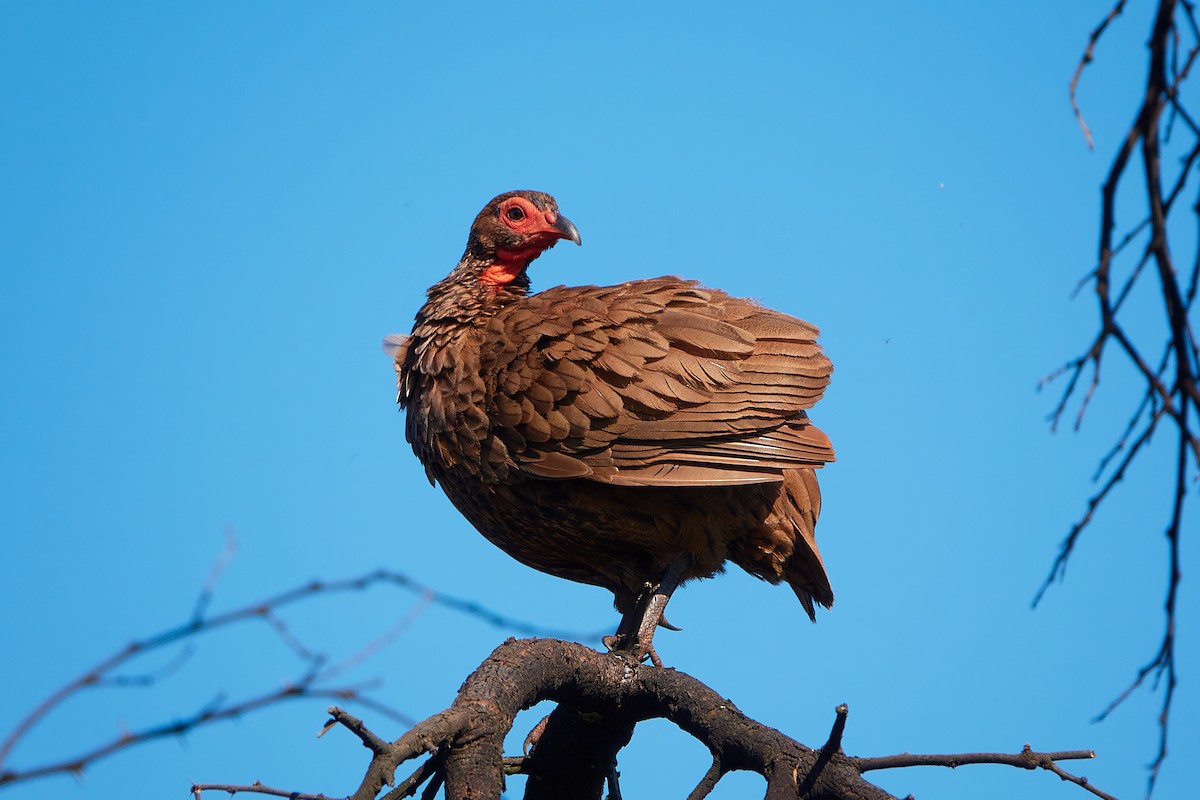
[482,278,834,486]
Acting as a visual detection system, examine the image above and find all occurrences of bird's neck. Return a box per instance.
[416,256,529,330]
[480,244,548,289]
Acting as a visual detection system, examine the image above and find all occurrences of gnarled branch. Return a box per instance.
[195,638,1110,800]
[1047,3,1198,792]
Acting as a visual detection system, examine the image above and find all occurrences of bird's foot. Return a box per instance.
[604,558,688,666]
[632,635,664,667]
[629,585,673,666]
[600,632,663,666]
[523,714,551,755]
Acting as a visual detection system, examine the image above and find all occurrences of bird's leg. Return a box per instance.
[603,605,640,654]
[630,557,688,666]
[602,559,689,665]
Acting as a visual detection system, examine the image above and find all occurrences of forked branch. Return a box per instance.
[194,638,1111,800]
[1046,2,1198,792]
[0,544,605,792]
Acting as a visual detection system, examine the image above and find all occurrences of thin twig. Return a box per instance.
[1,682,333,788]
[856,746,1113,800]
[192,525,238,622]
[1,540,603,791]
[319,592,436,682]
[192,780,337,800]
[1034,406,1160,607]
[379,754,443,800]
[1071,0,1130,149]
[1052,2,1196,793]
[328,706,392,755]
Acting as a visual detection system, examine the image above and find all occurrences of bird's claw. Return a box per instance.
[602,633,663,667]
[604,558,688,666]
[523,714,551,755]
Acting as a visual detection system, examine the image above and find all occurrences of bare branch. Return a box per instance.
[192,525,238,622]
[798,704,849,796]
[1034,402,1162,607]
[192,780,337,800]
[319,592,436,682]
[0,545,603,790]
[379,754,443,800]
[1092,354,1168,481]
[0,681,391,789]
[1092,408,1186,797]
[197,639,1112,800]
[1071,0,1130,148]
[856,746,1113,800]
[855,747,1096,772]
[327,706,393,756]
[686,757,724,800]
[1053,1,1196,791]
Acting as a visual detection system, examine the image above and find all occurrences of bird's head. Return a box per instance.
[463,191,582,289]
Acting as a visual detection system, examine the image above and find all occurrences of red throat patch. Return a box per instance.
[479,261,525,288]
[479,239,556,288]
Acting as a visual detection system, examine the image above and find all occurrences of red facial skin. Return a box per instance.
[480,196,572,288]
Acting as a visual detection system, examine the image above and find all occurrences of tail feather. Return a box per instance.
[783,468,834,619]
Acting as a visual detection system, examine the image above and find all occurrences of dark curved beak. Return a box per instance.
[553,213,582,246]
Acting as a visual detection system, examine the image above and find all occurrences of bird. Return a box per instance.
[386,190,835,664]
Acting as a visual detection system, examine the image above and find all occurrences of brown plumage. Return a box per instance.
[387,191,835,661]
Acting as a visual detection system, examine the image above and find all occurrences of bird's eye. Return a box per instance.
[506,206,526,222]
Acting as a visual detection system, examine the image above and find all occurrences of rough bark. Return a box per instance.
[325,638,1054,800]
[193,636,1109,800]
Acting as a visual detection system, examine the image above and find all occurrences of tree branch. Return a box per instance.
[1049,2,1196,792]
[856,745,1113,800]
[1070,0,1129,149]
[194,638,1112,800]
[0,546,607,791]
[191,781,338,800]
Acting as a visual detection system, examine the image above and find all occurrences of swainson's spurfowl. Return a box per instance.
[386,191,835,664]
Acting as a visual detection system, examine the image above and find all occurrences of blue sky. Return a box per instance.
[1,2,1195,799]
